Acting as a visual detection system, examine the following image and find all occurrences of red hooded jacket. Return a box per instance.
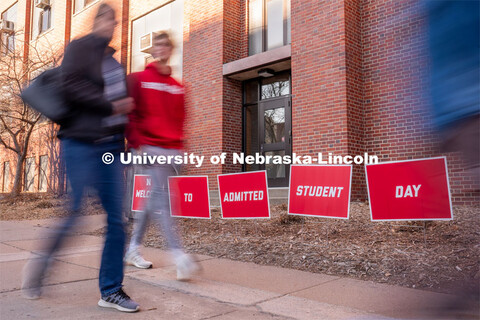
[126,63,185,150]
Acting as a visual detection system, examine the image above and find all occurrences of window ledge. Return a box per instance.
[223,45,291,81]
[33,27,55,42]
[73,0,101,17]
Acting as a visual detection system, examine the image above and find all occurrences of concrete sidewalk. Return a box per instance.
[0,215,476,320]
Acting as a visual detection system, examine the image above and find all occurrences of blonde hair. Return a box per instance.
[153,31,174,49]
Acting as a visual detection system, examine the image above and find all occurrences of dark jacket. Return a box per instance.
[58,34,114,141]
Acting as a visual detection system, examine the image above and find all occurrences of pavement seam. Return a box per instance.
[249,276,342,306]
[199,309,295,320]
[0,277,99,294]
[0,242,32,252]
[49,255,101,271]
[198,310,237,320]
[125,274,300,320]
[125,274,282,309]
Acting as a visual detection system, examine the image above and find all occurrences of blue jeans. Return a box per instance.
[40,138,126,297]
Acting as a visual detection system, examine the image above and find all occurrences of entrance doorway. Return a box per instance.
[243,72,291,187]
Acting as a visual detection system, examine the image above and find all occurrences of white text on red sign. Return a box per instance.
[295,186,344,198]
[223,191,264,202]
[395,185,421,198]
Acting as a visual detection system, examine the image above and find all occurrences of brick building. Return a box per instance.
[0,0,477,204]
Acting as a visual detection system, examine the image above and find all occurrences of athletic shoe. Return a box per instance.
[125,250,153,269]
[21,258,46,300]
[176,254,200,281]
[22,285,42,300]
[98,288,140,312]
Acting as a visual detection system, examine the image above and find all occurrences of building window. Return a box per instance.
[130,0,184,79]
[32,1,53,39]
[1,3,17,56]
[24,157,35,192]
[39,155,48,192]
[248,0,291,56]
[2,162,10,192]
[74,0,98,14]
[38,6,51,34]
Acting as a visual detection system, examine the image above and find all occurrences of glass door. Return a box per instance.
[259,97,291,187]
[243,72,292,187]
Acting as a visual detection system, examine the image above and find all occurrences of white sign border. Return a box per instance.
[217,170,271,220]
[168,175,211,219]
[287,164,353,220]
[365,156,453,222]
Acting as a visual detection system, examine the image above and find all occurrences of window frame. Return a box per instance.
[38,155,48,192]
[2,161,10,192]
[37,5,52,35]
[73,0,100,15]
[24,157,36,192]
[1,2,17,56]
[248,0,291,56]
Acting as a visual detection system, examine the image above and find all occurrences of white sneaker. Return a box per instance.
[176,254,200,281]
[124,251,152,269]
[21,257,47,300]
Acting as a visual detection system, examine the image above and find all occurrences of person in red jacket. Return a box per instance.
[125,32,198,280]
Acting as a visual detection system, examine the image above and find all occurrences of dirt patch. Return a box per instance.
[138,202,479,295]
[0,193,103,220]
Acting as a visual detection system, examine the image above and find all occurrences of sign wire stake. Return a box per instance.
[301,218,305,243]
[326,224,329,248]
[235,222,238,242]
[423,221,427,246]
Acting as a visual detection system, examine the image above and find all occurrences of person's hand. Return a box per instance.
[112,97,134,114]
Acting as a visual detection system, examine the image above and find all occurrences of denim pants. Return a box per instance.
[38,138,126,297]
[129,145,183,251]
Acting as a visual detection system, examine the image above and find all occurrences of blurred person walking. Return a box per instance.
[427,0,480,186]
[22,3,140,313]
[424,1,479,318]
[124,32,199,280]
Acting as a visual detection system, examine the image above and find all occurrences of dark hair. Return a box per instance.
[94,3,115,21]
[153,31,174,48]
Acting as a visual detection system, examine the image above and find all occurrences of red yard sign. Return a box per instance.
[131,174,152,212]
[217,171,270,219]
[365,157,453,221]
[168,176,211,219]
[288,165,352,219]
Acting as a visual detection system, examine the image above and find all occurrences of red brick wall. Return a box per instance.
[64,0,72,48]
[221,0,247,175]
[120,0,129,67]
[1,0,477,203]
[290,0,350,170]
[362,0,478,204]
[0,0,66,193]
[182,0,224,190]
[345,0,365,200]
[223,0,247,63]
[23,0,32,65]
